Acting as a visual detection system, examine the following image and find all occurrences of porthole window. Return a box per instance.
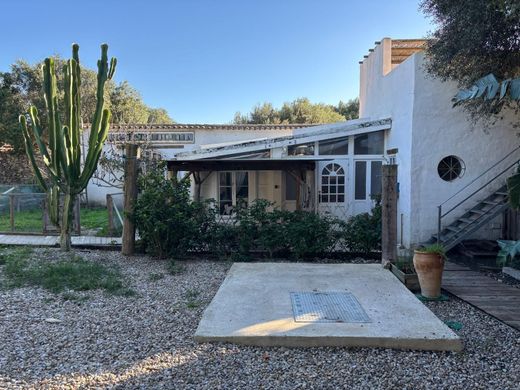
[437,156,465,182]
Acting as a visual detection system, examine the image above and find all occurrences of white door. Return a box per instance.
[352,160,383,215]
[318,160,349,219]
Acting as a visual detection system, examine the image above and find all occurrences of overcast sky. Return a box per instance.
[1,0,433,123]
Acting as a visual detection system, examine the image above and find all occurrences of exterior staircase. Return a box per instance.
[429,185,509,251]
[425,146,520,252]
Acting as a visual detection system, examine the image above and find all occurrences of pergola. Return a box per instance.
[167,159,318,210]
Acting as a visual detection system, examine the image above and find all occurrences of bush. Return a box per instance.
[338,198,381,254]
[284,210,338,258]
[134,166,378,259]
[225,199,338,259]
[134,165,210,258]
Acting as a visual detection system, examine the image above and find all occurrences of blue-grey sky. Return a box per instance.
[1,0,433,123]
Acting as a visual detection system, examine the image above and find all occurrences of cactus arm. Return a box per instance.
[77,109,110,192]
[27,106,63,185]
[19,115,48,191]
[42,58,60,176]
[108,57,117,80]
[72,58,82,179]
[79,44,115,192]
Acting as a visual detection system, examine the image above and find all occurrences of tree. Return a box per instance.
[280,98,345,123]
[20,44,116,251]
[334,98,359,120]
[147,107,174,124]
[0,73,25,151]
[233,97,357,124]
[110,81,150,124]
[421,0,520,120]
[1,59,173,152]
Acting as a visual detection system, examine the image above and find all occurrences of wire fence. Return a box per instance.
[106,193,124,237]
[0,185,45,233]
[0,185,122,237]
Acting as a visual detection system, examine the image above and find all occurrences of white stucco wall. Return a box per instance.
[359,39,519,247]
[359,38,415,247]
[84,127,295,205]
[409,52,519,244]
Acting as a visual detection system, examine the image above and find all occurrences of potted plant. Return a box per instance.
[390,247,420,291]
[413,243,446,298]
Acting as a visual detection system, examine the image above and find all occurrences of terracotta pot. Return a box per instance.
[413,250,445,298]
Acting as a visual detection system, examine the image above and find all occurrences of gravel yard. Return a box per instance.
[0,248,519,389]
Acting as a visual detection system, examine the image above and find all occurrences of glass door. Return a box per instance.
[352,160,383,215]
[318,160,348,219]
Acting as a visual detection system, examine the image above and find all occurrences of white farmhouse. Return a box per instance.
[86,37,518,249]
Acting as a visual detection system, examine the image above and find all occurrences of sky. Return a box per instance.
[1,0,433,123]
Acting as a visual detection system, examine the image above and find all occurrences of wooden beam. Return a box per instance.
[382,164,398,264]
[122,144,138,255]
[167,159,316,172]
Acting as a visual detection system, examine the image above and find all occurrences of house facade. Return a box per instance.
[86,37,519,249]
[84,123,312,204]
[360,38,518,247]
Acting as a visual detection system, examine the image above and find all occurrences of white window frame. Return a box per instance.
[218,171,249,215]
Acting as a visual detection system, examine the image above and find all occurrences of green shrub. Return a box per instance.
[284,210,338,258]
[134,165,210,258]
[338,198,381,254]
[230,200,337,259]
[134,166,378,259]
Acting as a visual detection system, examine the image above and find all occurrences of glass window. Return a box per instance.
[285,173,297,201]
[318,137,349,155]
[354,131,384,155]
[370,161,383,198]
[235,172,249,208]
[320,163,346,203]
[355,161,367,200]
[218,172,249,214]
[219,172,233,215]
[288,143,314,156]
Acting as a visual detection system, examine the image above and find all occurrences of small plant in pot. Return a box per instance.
[413,243,446,299]
[389,247,420,291]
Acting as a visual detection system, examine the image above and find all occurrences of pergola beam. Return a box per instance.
[166,159,317,172]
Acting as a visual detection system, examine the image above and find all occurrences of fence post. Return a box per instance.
[122,143,138,255]
[382,164,398,264]
[9,194,15,232]
[107,194,114,236]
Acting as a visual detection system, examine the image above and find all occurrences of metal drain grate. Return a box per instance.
[290,291,371,323]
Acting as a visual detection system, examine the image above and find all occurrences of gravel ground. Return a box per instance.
[0,249,519,389]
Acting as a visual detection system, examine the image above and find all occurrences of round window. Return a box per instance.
[437,155,465,182]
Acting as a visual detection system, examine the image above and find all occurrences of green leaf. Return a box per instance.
[453,73,520,105]
[497,240,520,267]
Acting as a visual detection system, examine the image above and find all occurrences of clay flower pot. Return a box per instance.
[413,250,445,298]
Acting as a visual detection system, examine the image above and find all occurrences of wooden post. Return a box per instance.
[295,171,302,211]
[122,143,138,255]
[382,164,398,264]
[193,172,201,202]
[9,194,15,232]
[106,194,114,237]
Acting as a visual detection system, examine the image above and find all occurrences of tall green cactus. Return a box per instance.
[19,44,117,250]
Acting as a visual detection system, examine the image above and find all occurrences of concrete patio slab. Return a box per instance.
[195,263,463,351]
